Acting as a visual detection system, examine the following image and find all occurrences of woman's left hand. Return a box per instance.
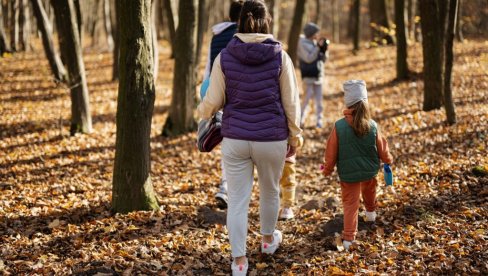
[286,145,297,158]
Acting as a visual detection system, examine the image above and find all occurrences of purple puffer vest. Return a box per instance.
[220,36,289,141]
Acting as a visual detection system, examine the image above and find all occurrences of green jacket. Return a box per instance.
[336,118,380,183]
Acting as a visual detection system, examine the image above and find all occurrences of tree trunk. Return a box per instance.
[31,0,66,81]
[152,0,159,80]
[19,0,31,51]
[195,0,207,67]
[315,0,322,28]
[90,0,102,48]
[162,0,198,136]
[103,0,114,50]
[112,1,119,81]
[444,0,457,124]
[332,0,340,42]
[73,0,82,44]
[52,0,92,135]
[369,0,395,45]
[0,2,11,55]
[10,0,20,51]
[112,0,159,213]
[353,0,361,52]
[395,0,408,79]
[163,0,176,57]
[455,0,463,42]
[419,0,445,111]
[407,0,416,41]
[267,0,279,38]
[287,0,307,66]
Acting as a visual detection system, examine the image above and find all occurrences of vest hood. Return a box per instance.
[226,37,282,66]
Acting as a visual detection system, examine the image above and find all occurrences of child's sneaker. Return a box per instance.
[261,230,282,254]
[343,240,353,251]
[365,211,377,222]
[231,258,248,276]
[279,207,294,220]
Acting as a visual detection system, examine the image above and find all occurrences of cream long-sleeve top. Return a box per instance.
[197,33,303,148]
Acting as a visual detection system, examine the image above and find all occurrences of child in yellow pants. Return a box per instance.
[279,154,298,219]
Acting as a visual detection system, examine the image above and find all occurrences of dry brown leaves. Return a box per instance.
[0,39,487,275]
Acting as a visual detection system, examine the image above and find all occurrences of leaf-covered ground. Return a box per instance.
[0,39,487,275]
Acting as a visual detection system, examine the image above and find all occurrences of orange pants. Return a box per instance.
[341,178,377,241]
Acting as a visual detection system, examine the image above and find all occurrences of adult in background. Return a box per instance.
[197,0,303,274]
[298,22,329,128]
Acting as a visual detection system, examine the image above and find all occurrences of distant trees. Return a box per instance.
[162,0,198,136]
[112,0,159,213]
[31,0,66,82]
[352,0,361,52]
[52,0,92,134]
[395,0,409,80]
[419,0,458,124]
[369,0,395,45]
[287,0,307,65]
[0,3,11,55]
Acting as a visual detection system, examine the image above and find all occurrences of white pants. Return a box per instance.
[221,138,287,257]
[301,82,323,125]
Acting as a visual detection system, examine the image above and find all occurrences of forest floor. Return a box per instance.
[0,39,487,275]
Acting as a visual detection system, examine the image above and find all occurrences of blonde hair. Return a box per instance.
[349,101,371,137]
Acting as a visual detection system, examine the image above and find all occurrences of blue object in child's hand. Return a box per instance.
[383,164,393,186]
[200,78,210,100]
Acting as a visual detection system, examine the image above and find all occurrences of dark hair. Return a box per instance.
[229,1,244,22]
[349,101,371,137]
[238,0,271,34]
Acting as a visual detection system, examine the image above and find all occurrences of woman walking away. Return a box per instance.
[322,80,393,250]
[198,1,303,274]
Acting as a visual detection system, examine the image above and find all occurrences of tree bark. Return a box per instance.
[73,0,82,44]
[19,0,31,51]
[395,0,409,79]
[163,0,176,57]
[152,0,159,80]
[287,0,307,66]
[407,0,416,41]
[332,0,340,42]
[444,0,457,124]
[112,1,120,81]
[31,0,66,81]
[267,0,279,38]
[112,0,159,213]
[369,0,395,45]
[315,0,322,28]
[10,0,20,51]
[455,0,463,42]
[419,0,445,111]
[195,0,207,67]
[162,0,198,136]
[52,0,92,135]
[0,2,11,55]
[90,0,103,48]
[103,0,114,50]
[353,0,361,52]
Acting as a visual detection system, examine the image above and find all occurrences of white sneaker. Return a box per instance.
[261,230,282,254]
[365,211,377,222]
[343,240,353,251]
[279,208,295,220]
[215,180,228,208]
[231,258,248,276]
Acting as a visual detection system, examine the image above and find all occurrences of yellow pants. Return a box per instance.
[280,161,297,208]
